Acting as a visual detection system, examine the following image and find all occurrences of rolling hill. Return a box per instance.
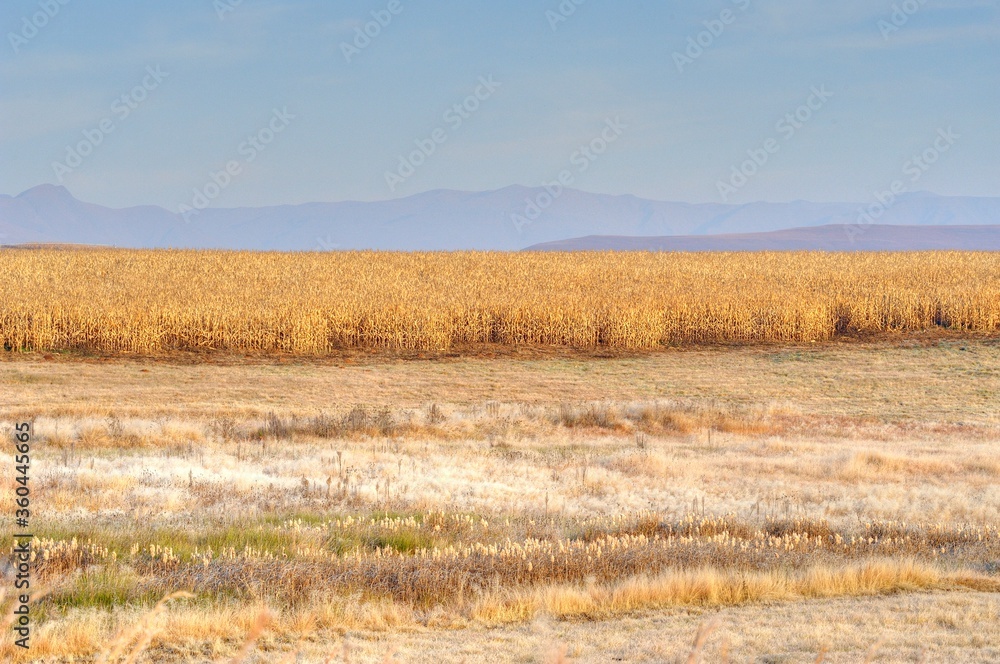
[524,224,1000,252]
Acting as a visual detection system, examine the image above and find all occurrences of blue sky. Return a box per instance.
[1,0,997,209]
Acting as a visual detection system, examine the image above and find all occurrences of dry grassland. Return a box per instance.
[1,340,998,661]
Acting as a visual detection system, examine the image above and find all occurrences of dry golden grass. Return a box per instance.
[3,343,999,662]
[5,582,998,662]
[5,339,998,428]
[2,250,999,354]
[4,561,993,663]
[3,403,998,661]
[470,559,993,623]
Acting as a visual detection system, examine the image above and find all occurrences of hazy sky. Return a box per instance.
[1,0,997,209]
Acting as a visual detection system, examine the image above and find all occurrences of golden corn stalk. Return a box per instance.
[1,249,998,354]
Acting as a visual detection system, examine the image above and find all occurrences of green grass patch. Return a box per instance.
[363,529,434,554]
[46,566,161,610]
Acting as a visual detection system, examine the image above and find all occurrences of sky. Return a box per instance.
[1,0,997,210]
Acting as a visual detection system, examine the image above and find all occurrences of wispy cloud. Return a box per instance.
[733,0,999,51]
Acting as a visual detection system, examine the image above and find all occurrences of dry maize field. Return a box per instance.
[2,249,1000,354]
[2,250,1000,662]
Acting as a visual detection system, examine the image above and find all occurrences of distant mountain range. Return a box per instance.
[525,224,1000,252]
[1,184,999,251]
